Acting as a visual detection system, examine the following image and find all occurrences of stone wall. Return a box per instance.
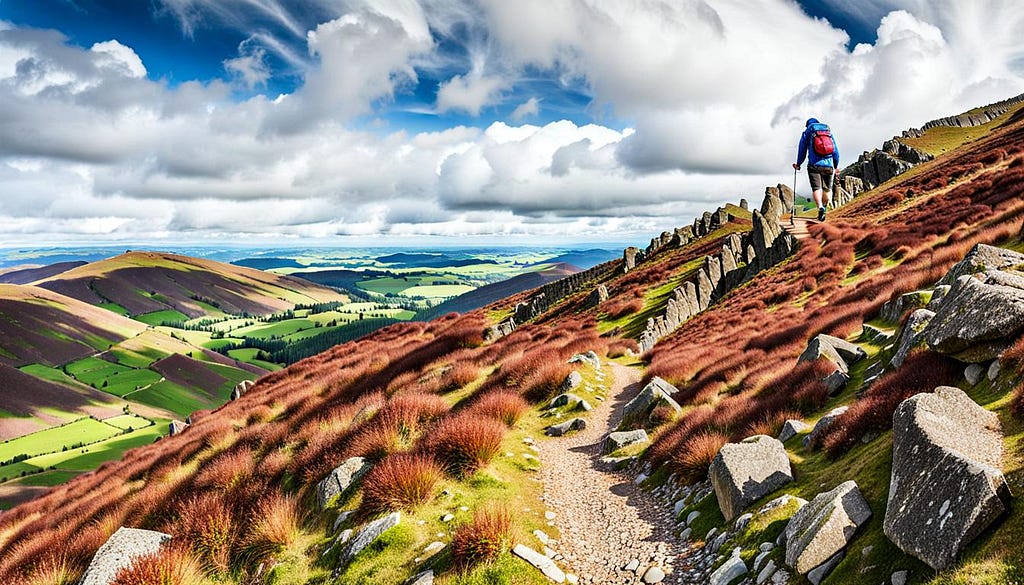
[485,262,618,341]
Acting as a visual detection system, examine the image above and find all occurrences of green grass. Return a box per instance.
[5,469,82,487]
[108,345,166,368]
[98,302,129,315]
[127,380,214,417]
[102,413,153,430]
[133,309,190,326]
[18,363,82,387]
[402,284,474,298]
[232,319,316,339]
[0,420,167,480]
[0,417,123,464]
[64,356,163,396]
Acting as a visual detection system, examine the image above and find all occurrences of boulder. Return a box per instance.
[803,407,847,449]
[778,419,811,442]
[567,350,601,370]
[561,371,584,392]
[80,527,172,585]
[798,335,866,372]
[624,247,640,273]
[890,309,935,368]
[317,457,372,510]
[336,512,401,569]
[709,548,748,585]
[603,429,649,454]
[168,420,188,436]
[512,543,566,582]
[881,290,932,323]
[938,244,1024,286]
[583,285,609,309]
[710,435,794,521]
[784,481,871,575]
[620,377,682,426]
[923,272,1024,362]
[928,284,951,310]
[545,418,587,437]
[823,370,849,396]
[548,393,585,409]
[883,386,1010,570]
[988,360,1001,381]
[806,551,844,585]
[965,363,985,386]
[406,570,434,585]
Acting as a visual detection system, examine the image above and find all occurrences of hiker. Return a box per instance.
[793,118,840,221]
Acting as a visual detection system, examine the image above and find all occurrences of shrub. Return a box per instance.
[671,431,728,483]
[237,494,300,564]
[421,415,506,478]
[451,505,514,571]
[360,454,443,515]
[467,392,529,427]
[821,350,956,457]
[172,493,236,573]
[441,362,481,393]
[110,544,206,585]
[193,447,254,491]
[522,361,573,403]
[744,410,799,438]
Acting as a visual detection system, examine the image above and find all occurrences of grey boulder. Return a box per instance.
[803,406,848,449]
[883,386,1010,570]
[317,457,372,510]
[336,512,401,569]
[938,243,1024,286]
[80,527,171,585]
[548,393,585,409]
[620,376,682,426]
[568,350,601,369]
[604,429,649,454]
[545,418,587,436]
[709,548,748,585]
[924,272,1024,362]
[561,371,584,391]
[778,419,811,442]
[798,334,867,373]
[784,480,871,575]
[710,435,793,521]
[890,309,935,368]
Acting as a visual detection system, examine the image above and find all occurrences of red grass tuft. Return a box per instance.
[360,453,443,515]
[467,391,529,427]
[671,431,728,483]
[171,493,237,574]
[110,544,207,585]
[451,505,515,571]
[237,493,300,565]
[420,414,506,478]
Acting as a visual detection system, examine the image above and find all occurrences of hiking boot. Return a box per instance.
[817,206,826,222]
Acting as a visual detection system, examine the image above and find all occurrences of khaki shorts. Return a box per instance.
[808,166,835,192]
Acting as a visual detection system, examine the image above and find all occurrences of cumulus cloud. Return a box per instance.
[1,0,1024,244]
[510,97,540,121]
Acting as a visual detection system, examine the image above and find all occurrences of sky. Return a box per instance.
[0,1,1022,246]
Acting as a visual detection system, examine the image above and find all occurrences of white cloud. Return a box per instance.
[1,0,1024,244]
[436,73,504,115]
[510,97,540,121]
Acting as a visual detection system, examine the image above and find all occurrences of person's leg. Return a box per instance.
[812,188,824,209]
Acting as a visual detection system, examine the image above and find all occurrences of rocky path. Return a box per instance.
[536,362,683,584]
[782,216,820,241]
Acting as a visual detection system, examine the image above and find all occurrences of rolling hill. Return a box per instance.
[0,261,86,284]
[4,95,1024,585]
[415,262,581,321]
[32,251,347,318]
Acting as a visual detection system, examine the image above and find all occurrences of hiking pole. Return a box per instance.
[791,167,797,226]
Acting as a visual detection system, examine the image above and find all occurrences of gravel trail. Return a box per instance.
[536,362,684,584]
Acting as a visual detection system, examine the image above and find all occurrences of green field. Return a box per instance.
[65,356,162,396]
[107,345,165,369]
[127,380,215,417]
[134,309,190,326]
[98,302,129,315]
[102,414,152,430]
[0,417,125,463]
[226,348,281,371]
[231,318,315,339]
[0,421,167,480]
[18,363,82,387]
[6,469,82,487]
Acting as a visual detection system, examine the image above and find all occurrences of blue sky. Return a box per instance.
[0,0,1022,244]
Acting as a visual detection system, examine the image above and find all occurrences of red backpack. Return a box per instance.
[811,125,835,156]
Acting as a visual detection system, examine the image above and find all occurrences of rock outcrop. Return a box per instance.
[317,457,372,510]
[620,377,681,427]
[168,420,188,435]
[842,139,933,191]
[80,527,171,585]
[883,386,1011,570]
[784,481,871,576]
[583,285,609,309]
[603,429,649,454]
[923,271,1024,362]
[911,92,1024,134]
[231,379,255,400]
[938,244,1024,286]
[709,435,793,521]
[890,309,935,368]
[335,512,401,572]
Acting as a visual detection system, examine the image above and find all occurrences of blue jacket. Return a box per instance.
[797,119,840,169]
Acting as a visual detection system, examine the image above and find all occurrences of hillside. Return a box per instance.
[0,261,86,284]
[3,96,1024,585]
[415,263,580,321]
[32,251,347,319]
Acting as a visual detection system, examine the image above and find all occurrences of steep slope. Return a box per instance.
[415,263,580,321]
[0,364,122,439]
[0,261,86,284]
[3,97,1024,585]
[33,251,347,318]
[0,284,147,367]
